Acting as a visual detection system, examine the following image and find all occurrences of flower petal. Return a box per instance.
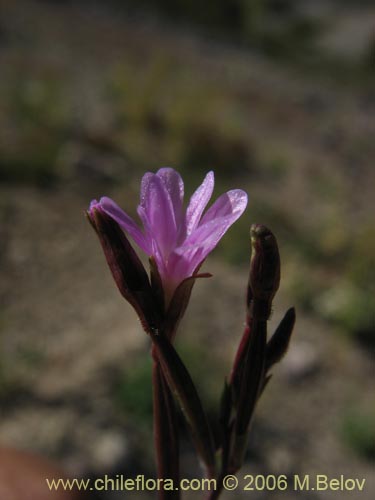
[157,167,184,230]
[137,204,168,278]
[185,171,214,236]
[199,189,248,226]
[166,188,247,286]
[166,245,206,288]
[174,190,247,269]
[99,196,151,254]
[185,216,236,250]
[139,172,177,258]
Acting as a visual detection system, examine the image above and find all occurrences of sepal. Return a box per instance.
[249,224,280,318]
[87,208,161,332]
[163,271,212,341]
[266,307,296,372]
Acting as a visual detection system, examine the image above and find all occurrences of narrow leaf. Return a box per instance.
[230,317,267,472]
[229,323,251,401]
[266,307,296,372]
[151,333,216,477]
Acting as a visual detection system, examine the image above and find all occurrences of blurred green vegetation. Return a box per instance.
[124,0,321,59]
[120,0,375,82]
[114,342,223,429]
[0,74,67,185]
[303,224,375,347]
[0,359,8,399]
[340,409,375,461]
[115,356,153,428]
[175,341,225,413]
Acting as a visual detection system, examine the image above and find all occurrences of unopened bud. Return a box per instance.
[249,224,280,317]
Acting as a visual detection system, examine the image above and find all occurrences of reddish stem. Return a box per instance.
[152,352,180,500]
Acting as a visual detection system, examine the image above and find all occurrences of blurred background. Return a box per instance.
[0,0,374,498]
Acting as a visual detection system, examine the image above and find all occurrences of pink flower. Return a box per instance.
[90,168,247,300]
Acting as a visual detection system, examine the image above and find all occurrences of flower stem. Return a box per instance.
[152,353,180,500]
[206,472,226,500]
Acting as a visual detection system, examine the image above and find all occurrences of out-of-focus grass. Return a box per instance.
[0,74,67,185]
[123,0,321,60]
[340,409,375,461]
[108,59,254,174]
[114,342,223,429]
[286,225,374,348]
[182,126,255,181]
[175,341,224,413]
[9,77,67,130]
[316,284,374,346]
[118,0,375,87]
[0,337,46,400]
[310,224,375,347]
[0,346,8,398]
[114,356,153,428]
[0,156,58,186]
